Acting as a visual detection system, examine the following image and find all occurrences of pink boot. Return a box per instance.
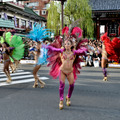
[66,83,74,106]
[59,81,65,109]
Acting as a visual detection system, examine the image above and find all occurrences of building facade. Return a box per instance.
[90,0,120,40]
[0,0,24,4]
[24,0,50,19]
[0,1,46,35]
[23,0,120,40]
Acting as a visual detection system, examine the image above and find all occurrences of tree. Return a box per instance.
[64,0,94,38]
[47,1,60,36]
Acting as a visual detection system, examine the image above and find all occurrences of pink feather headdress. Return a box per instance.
[62,26,83,42]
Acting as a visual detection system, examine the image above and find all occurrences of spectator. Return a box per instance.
[86,53,92,66]
[93,51,100,67]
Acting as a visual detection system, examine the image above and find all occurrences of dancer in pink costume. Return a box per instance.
[43,27,87,110]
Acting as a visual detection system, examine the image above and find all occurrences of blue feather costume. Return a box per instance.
[27,24,50,65]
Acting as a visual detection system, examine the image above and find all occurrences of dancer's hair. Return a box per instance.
[37,41,41,44]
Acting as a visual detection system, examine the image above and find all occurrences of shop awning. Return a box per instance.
[0,18,15,28]
[14,33,27,37]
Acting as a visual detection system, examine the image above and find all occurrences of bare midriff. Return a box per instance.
[60,52,75,74]
[2,50,10,61]
[102,43,107,59]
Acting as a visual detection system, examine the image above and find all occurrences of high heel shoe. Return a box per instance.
[59,100,64,110]
[6,78,11,83]
[38,79,45,88]
[103,77,108,81]
[6,76,12,83]
[33,83,38,88]
[6,72,12,83]
[66,96,71,106]
[33,79,38,88]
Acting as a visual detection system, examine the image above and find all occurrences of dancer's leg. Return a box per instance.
[33,64,45,88]
[33,65,41,88]
[10,62,15,73]
[14,60,20,71]
[3,60,11,83]
[59,70,66,110]
[66,72,74,106]
[101,58,108,81]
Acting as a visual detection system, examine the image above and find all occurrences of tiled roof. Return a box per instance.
[89,0,120,11]
[0,2,46,22]
[24,7,46,21]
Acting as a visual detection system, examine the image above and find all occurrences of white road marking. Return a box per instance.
[0,70,24,73]
[0,72,32,77]
[0,75,34,81]
[0,77,49,86]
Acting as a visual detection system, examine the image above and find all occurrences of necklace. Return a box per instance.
[65,51,71,54]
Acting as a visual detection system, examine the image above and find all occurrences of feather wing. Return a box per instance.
[10,35,25,60]
[111,37,120,62]
[101,33,118,61]
[73,39,88,81]
[47,36,62,79]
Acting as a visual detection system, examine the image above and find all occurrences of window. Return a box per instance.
[8,16,13,21]
[34,10,40,15]
[108,22,119,37]
[21,19,26,28]
[41,10,46,15]
[100,25,105,34]
[43,3,49,9]
[42,0,48,1]
[16,18,19,27]
[25,2,39,7]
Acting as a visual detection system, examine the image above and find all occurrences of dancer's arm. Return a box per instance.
[42,44,64,53]
[6,47,15,52]
[73,47,87,55]
[9,47,15,50]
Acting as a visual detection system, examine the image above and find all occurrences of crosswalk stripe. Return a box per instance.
[0,72,32,77]
[0,75,34,82]
[0,63,49,86]
[0,70,24,73]
[0,77,49,87]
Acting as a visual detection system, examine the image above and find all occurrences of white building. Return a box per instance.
[0,0,24,4]
[0,1,46,35]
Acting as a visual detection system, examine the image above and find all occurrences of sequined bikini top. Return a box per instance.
[61,52,74,60]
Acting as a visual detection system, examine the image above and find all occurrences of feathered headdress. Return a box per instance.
[27,24,51,42]
[62,26,82,42]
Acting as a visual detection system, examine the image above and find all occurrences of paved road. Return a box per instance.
[0,64,120,120]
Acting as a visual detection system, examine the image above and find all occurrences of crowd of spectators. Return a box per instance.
[23,38,103,67]
[0,37,103,67]
[0,37,114,67]
[85,39,102,67]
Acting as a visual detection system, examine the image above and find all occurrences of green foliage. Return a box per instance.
[64,0,94,38]
[47,1,60,36]
[47,0,93,38]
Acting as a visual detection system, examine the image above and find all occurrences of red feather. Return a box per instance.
[71,27,82,38]
[47,36,62,79]
[101,33,120,62]
[62,26,69,35]
[73,39,88,81]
